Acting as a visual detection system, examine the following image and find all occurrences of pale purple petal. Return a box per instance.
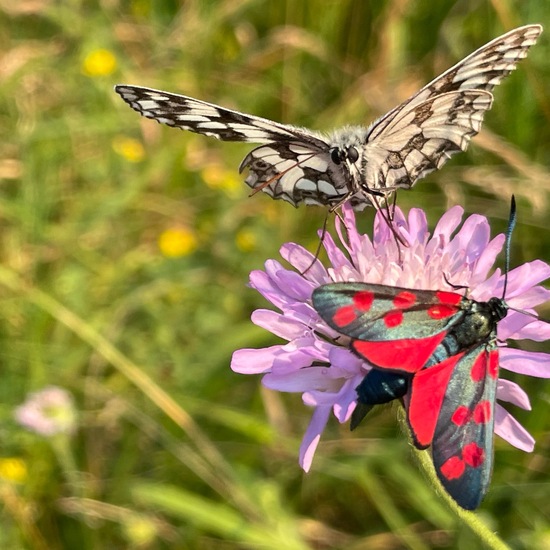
[264,262,314,301]
[249,269,288,310]
[432,205,464,244]
[505,261,550,297]
[494,404,535,452]
[508,286,550,309]
[299,406,331,472]
[279,243,328,284]
[324,227,354,271]
[263,365,347,393]
[333,378,362,422]
[503,319,550,341]
[497,379,531,410]
[399,208,428,245]
[328,346,366,375]
[500,348,550,377]
[336,204,362,257]
[251,310,309,340]
[231,347,283,374]
[471,235,505,283]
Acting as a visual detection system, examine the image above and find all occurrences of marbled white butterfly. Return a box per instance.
[115,25,541,211]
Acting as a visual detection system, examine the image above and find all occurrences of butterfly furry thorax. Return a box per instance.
[115,24,542,211]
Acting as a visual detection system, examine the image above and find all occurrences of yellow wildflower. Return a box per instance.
[82,49,117,77]
[235,228,257,252]
[0,458,27,483]
[112,136,145,162]
[159,227,198,258]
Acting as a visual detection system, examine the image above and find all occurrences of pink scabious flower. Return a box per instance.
[15,386,77,437]
[231,204,550,472]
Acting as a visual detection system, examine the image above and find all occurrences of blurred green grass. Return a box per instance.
[1,0,550,548]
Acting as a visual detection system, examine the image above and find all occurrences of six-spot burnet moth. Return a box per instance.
[311,197,533,510]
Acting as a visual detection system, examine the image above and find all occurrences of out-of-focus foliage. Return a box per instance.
[1,1,549,548]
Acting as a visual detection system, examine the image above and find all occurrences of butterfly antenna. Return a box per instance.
[300,212,330,276]
[502,195,517,299]
[386,191,398,223]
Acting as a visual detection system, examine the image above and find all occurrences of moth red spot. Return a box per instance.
[352,332,446,373]
[393,291,416,309]
[409,354,462,447]
[488,351,499,379]
[333,305,356,327]
[384,310,403,328]
[436,291,462,306]
[463,442,485,468]
[353,291,374,311]
[473,401,491,424]
[440,456,465,480]
[428,304,458,319]
[451,405,470,426]
[470,353,487,382]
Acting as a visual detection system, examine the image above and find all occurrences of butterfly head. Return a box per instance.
[330,145,359,166]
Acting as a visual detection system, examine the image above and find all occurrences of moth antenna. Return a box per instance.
[442,272,469,293]
[502,195,517,300]
[507,306,545,321]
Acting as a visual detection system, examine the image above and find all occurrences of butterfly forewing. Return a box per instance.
[114,86,327,145]
[368,24,542,138]
[115,24,541,209]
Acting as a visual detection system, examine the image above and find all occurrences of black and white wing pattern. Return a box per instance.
[361,24,542,199]
[114,85,352,207]
[115,24,542,211]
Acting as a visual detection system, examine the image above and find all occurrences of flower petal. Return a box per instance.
[279,242,329,284]
[494,404,534,452]
[264,365,346,393]
[299,406,331,472]
[251,309,308,340]
[497,379,531,410]
[500,348,550,377]
[231,347,282,374]
[432,205,464,244]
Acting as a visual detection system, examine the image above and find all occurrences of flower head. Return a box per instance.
[15,386,77,437]
[82,49,117,77]
[231,204,550,471]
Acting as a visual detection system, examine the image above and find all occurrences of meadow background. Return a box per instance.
[2,0,550,548]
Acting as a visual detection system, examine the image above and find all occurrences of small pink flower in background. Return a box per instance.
[15,386,77,437]
[231,204,550,472]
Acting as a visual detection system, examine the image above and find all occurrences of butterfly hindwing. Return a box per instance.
[240,142,350,207]
[363,90,493,192]
[312,282,465,372]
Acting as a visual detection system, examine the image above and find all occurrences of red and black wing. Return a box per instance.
[407,343,499,510]
[312,282,466,372]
